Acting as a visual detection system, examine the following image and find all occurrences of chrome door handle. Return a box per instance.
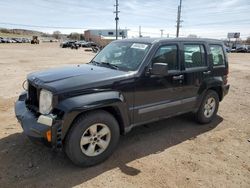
[173,75,184,80]
[203,71,211,75]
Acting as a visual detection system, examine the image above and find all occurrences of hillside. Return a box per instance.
[0,28,46,38]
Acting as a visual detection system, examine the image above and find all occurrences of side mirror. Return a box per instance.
[150,63,168,76]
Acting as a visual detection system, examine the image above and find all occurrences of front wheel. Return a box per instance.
[65,110,120,167]
[196,90,219,124]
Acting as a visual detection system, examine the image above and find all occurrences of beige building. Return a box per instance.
[84,29,128,46]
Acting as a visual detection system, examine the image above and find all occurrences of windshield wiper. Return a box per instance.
[100,62,119,70]
[90,61,119,70]
[90,60,100,65]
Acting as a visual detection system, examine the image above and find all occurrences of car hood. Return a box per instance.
[27,64,131,94]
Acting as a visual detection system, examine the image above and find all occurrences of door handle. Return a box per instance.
[173,75,184,80]
[203,70,211,75]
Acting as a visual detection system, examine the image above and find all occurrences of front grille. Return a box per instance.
[27,83,39,109]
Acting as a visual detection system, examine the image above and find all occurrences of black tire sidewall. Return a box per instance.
[65,110,120,167]
[197,90,219,124]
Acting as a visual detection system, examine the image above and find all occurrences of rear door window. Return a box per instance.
[209,45,225,66]
[184,44,206,69]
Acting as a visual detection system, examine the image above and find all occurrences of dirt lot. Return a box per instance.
[0,43,249,188]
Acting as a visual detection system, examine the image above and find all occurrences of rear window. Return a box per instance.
[209,45,225,66]
[184,44,206,68]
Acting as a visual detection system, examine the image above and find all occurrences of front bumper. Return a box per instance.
[15,93,62,150]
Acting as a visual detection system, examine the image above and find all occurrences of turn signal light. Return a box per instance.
[46,130,52,142]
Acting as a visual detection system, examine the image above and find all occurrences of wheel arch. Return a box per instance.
[209,86,223,101]
[196,78,224,110]
[55,91,130,141]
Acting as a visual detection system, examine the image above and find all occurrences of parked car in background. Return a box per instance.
[15,38,230,167]
[75,40,88,47]
[225,46,231,53]
[12,38,23,43]
[8,38,17,43]
[86,41,98,47]
[22,38,31,43]
[236,45,248,53]
[1,37,8,43]
[0,37,31,43]
[247,45,250,53]
[60,41,77,48]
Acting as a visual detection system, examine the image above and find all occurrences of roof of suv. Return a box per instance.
[116,37,223,44]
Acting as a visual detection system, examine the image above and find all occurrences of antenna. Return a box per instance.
[114,0,120,40]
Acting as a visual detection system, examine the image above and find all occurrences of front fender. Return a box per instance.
[55,91,129,139]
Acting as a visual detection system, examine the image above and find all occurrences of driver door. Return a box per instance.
[133,43,185,124]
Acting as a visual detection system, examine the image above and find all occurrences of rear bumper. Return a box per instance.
[15,92,62,150]
[223,84,230,98]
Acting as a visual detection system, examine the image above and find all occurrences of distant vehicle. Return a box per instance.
[60,41,76,48]
[86,41,98,47]
[7,38,16,43]
[236,45,248,53]
[22,38,30,43]
[224,46,230,53]
[91,45,102,53]
[31,36,39,44]
[1,38,8,43]
[75,40,88,47]
[247,45,250,53]
[80,41,98,47]
[12,38,23,43]
[71,43,80,50]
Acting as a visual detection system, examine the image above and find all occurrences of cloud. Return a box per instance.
[0,0,249,38]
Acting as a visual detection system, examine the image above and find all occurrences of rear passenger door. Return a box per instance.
[180,43,211,110]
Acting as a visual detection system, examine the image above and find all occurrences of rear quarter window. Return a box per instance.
[209,45,225,66]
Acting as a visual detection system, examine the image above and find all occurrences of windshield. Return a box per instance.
[91,42,151,71]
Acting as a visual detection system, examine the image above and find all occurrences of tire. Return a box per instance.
[65,110,120,167]
[196,90,219,124]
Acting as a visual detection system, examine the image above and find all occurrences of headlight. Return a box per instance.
[39,89,53,114]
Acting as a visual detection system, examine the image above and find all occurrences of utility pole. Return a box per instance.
[160,29,164,37]
[139,26,142,37]
[176,0,183,38]
[114,0,120,40]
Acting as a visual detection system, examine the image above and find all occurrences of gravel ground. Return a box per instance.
[0,43,249,188]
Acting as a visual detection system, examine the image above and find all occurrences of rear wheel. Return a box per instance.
[65,110,120,167]
[196,90,219,124]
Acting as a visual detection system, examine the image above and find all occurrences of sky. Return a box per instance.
[0,0,249,39]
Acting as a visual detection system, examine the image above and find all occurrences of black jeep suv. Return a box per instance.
[15,38,229,166]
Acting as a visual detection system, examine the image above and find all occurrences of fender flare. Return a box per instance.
[196,77,224,109]
[55,91,130,139]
